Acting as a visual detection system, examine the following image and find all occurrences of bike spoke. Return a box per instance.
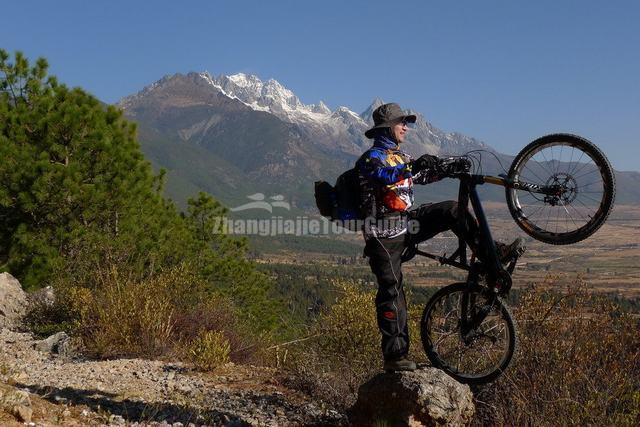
[537,149,556,176]
[522,163,547,186]
[580,179,604,189]
[577,193,604,205]
[567,149,586,177]
[573,168,600,181]
[425,288,512,379]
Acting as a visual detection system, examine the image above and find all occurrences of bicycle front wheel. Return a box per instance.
[421,283,517,385]
[506,133,615,245]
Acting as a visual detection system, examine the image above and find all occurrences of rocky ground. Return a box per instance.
[0,272,346,426]
[0,328,345,426]
[1,272,474,426]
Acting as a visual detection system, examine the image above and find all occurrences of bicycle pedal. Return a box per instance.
[509,238,527,258]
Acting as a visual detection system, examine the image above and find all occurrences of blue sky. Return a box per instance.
[2,0,639,170]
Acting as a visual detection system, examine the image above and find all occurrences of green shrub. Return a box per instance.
[24,285,93,338]
[187,330,231,371]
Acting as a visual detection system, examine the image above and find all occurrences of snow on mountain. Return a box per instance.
[193,71,371,155]
[120,71,493,158]
[198,71,367,131]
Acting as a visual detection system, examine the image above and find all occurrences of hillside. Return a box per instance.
[120,72,640,210]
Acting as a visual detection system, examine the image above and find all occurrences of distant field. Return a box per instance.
[251,204,640,297]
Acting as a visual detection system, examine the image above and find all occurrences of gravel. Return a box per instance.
[0,328,346,426]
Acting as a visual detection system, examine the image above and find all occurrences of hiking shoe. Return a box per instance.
[383,357,417,372]
[495,237,526,264]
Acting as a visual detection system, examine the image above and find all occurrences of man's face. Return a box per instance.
[392,119,408,144]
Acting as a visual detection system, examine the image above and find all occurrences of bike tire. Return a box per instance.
[506,133,615,245]
[420,283,518,385]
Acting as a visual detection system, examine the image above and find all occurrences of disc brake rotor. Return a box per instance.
[544,172,577,205]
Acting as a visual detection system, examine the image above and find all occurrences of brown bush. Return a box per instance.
[28,263,267,366]
[172,296,267,365]
[473,279,640,426]
[25,285,93,337]
[281,277,639,423]
[281,281,425,408]
[80,267,176,357]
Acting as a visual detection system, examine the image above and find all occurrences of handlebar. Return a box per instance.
[437,156,472,177]
[424,155,557,197]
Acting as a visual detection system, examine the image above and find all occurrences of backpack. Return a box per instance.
[314,167,366,230]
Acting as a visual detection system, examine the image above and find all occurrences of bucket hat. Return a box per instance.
[365,103,416,139]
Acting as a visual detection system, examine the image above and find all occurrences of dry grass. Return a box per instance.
[473,279,640,426]
[25,263,266,366]
[187,330,231,371]
[280,281,426,409]
[280,278,639,423]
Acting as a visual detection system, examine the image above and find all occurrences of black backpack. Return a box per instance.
[314,167,366,229]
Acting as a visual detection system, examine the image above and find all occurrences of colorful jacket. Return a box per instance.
[356,135,414,238]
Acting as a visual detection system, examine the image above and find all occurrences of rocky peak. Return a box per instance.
[331,106,367,125]
[209,72,305,115]
[360,97,385,123]
[117,74,176,110]
[311,100,331,115]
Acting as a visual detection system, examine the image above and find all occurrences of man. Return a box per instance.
[358,103,522,372]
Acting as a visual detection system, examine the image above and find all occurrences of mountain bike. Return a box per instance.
[408,133,616,384]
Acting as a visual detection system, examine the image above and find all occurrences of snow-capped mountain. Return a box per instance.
[200,71,365,128]
[194,71,370,155]
[117,71,505,208]
[183,71,492,158]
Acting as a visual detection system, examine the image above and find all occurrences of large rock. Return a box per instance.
[33,331,71,356]
[0,273,27,330]
[349,368,475,426]
[0,382,33,423]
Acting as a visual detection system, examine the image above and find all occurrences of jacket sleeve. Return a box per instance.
[357,149,412,185]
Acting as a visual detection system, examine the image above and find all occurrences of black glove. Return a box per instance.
[440,157,472,176]
[409,154,439,173]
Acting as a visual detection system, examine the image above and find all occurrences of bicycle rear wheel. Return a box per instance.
[506,134,615,245]
[421,283,517,385]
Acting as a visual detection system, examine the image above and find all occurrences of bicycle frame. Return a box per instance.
[409,173,544,295]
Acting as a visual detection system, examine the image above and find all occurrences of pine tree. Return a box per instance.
[0,49,283,332]
[1,50,164,286]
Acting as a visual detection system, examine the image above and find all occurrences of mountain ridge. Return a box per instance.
[118,71,640,208]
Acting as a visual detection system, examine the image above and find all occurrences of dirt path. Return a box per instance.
[0,329,344,426]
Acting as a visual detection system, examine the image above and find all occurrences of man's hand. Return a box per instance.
[439,157,472,176]
[409,154,439,173]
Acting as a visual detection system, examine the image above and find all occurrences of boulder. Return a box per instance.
[349,368,474,427]
[0,382,33,423]
[34,331,71,356]
[0,273,27,330]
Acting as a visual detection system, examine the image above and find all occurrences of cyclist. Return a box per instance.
[358,102,523,372]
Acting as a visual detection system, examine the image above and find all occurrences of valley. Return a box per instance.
[251,203,640,298]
